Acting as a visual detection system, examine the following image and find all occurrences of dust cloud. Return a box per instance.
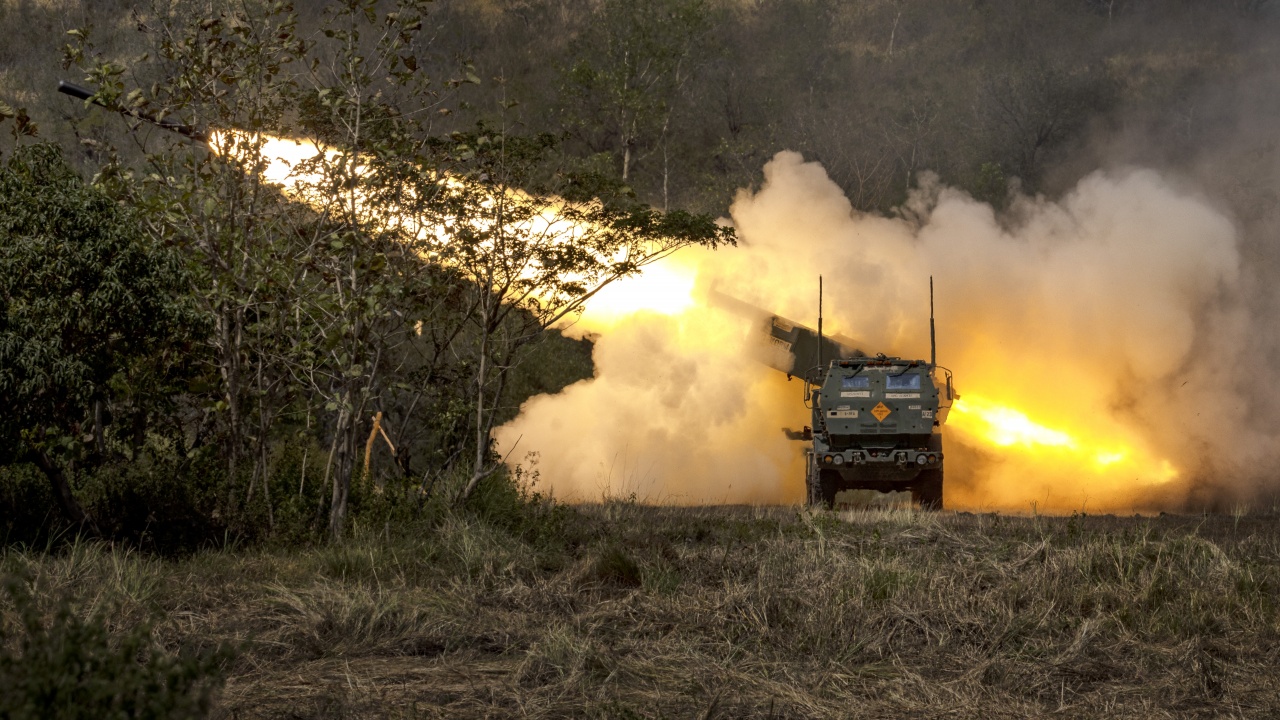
[495,151,1273,512]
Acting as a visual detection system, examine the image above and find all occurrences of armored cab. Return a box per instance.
[804,355,954,508]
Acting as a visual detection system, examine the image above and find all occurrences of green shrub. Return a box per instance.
[0,574,232,720]
[465,468,582,553]
[1,457,226,551]
[74,456,224,552]
[0,465,61,545]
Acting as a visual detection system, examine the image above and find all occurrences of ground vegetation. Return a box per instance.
[4,505,1279,718]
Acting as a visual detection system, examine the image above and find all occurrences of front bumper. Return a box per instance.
[816,447,942,470]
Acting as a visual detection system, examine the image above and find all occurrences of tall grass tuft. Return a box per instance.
[0,573,233,719]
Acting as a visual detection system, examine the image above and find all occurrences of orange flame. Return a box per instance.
[207,129,696,327]
[948,394,1178,485]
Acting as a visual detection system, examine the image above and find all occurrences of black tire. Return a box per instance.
[805,452,822,506]
[912,468,943,510]
[819,470,842,509]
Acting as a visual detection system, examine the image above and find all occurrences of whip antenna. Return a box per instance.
[929,276,936,367]
[817,276,824,378]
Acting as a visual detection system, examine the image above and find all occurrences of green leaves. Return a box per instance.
[557,0,713,179]
[428,123,734,332]
[0,144,201,461]
[0,103,38,140]
[0,101,38,141]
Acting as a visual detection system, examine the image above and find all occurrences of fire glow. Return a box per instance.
[948,395,1178,483]
[213,131,1243,513]
[200,131,722,339]
[208,129,697,326]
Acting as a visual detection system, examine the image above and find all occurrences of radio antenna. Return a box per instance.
[929,276,937,367]
[817,275,824,379]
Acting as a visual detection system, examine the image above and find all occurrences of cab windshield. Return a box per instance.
[885,374,922,390]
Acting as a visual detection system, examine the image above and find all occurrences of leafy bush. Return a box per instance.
[0,575,232,719]
[73,456,224,552]
[0,466,59,545]
[465,468,582,554]
[0,142,204,534]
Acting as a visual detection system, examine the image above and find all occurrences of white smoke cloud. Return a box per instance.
[497,151,1268,512]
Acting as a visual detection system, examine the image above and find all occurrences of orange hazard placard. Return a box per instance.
[871,402,891,422]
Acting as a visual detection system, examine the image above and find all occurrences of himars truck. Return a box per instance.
[716,279,955,509]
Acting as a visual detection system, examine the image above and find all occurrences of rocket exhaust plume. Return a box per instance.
[497,153,1261,513]
[62,79,1263,512]
[196,136,1269,513]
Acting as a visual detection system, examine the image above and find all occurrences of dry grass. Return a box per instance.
[4,505,1280,718]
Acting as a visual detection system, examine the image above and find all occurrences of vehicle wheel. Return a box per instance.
[805,452,822,506]
[912,468,943,510]
[819,470,842,509]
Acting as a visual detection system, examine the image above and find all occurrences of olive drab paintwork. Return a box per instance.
[708,285,955,508]
[804,353,953,509]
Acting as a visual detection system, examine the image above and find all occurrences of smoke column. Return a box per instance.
[495,151,1267,512]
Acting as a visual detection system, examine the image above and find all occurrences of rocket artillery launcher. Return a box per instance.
[57,80,209,142]
[706,287,864,377]
[711,281,956,510]
[799,278,955,509]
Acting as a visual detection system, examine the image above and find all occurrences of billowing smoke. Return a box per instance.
[496,151,1271,512]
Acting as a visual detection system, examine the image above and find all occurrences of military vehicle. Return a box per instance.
[803,350,954,508]
[712,280,955,509]
[802,278,954,509]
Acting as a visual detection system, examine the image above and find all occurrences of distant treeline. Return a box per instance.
[5,0,1277,215]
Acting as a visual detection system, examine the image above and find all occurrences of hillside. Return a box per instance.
[3,0,1278,215]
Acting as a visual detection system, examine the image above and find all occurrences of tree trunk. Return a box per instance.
[259,420,274,532]
[254,373,275,533]
[218,307,244,517]
[887,9,901,58]
[661,113,671,213]
[459,316,491,503]
[92,400,105,457]
[329,404,354,540]
[31,450,100,536]
[459,323,521,504]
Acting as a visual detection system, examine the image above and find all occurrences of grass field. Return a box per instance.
[4,503,1279,719]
